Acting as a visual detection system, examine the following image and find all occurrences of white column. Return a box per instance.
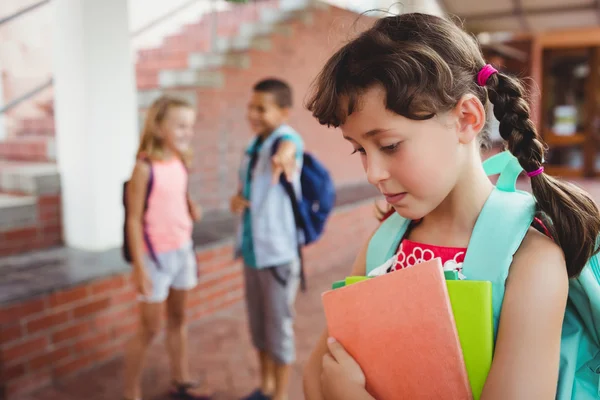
[0,68,5,140]
[53,0,138,251]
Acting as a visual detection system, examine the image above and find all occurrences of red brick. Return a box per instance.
[196,248,218,263]
[54,354,95,378]
[200,282,243,304]
[49,286,89,308]
[0,324,22,345]
[26,310,70,334]
[92,304,136,331]
[2,336,48,363]
[28,346,71,371]
[0,299,46,325]
[89,276,126,295]
[6,369,51,397]
[113,318,138,338]
[198,270,242,291]
[95,340,125,363]
[52,321,90,344]
[72,298,111,319]
[73,331,112,354]
[111,289,137,305]
[40,206,59,221]
[5,226,38,242]
[38,195,60,207]
[41,224,62,237]
[2,363,26,381]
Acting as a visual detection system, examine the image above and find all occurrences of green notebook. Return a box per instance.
[446,280,493,400]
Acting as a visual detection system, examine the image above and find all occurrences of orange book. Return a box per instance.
[322,258,472,400]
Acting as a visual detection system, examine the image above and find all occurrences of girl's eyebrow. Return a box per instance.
[343,128,392,142]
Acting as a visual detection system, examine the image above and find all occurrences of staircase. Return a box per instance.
[0,0,356,256]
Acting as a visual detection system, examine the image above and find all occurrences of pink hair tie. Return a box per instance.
[527,167,544,178]
[477,64,498,86]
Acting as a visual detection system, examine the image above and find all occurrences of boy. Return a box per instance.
[230,78,304,400]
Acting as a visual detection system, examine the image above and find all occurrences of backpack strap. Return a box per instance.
[462,153,536,338]
[271,136,307,292]
[141,159,161,268]
[366,213,411,275]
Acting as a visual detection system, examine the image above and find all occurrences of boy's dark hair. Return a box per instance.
[306,13,600,278]
[254,78,293,108]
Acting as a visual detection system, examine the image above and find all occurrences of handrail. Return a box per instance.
[0,0,252,114]
[131,0,204,38]
[0,0,51,27]
[0,78,53,115]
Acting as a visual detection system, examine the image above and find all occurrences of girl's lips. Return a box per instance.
[383,192,407,204]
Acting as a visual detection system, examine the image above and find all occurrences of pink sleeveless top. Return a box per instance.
[144,158,192,254]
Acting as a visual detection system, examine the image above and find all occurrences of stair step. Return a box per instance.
[188,52,250,70]
[159,70,225,89]
[137,89,199,110]
[0,137,56,162]
[0,193,38,231]
[17,116,55,137]
[0,161,60,195]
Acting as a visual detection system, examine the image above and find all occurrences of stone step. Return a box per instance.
[137,89,199,110]
[0,137,56,162]
[0,161,60,195]
[159,69,226,89]
[187,52,250,71]
[0,193,38,232]
[17,116,55,137]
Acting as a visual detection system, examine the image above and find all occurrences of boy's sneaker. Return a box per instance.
[241,389,271,400]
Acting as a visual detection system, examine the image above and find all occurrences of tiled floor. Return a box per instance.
[18,254,353,400]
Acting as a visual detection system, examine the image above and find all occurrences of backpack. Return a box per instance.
[271,137,336,289]
[366,151,600,399]
[122,159,161,267]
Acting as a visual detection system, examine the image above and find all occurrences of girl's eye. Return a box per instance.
[381,142,401,153]
[351,148,366,155]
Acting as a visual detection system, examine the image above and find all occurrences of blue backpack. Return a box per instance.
[272,138,336,289]
[366,151,600,399]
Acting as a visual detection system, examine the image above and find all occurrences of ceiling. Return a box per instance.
[440,0,600,34]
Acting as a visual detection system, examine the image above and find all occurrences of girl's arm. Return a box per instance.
[303,232,372,400]
[481,227,569,400]
[126,161,151,294]
[187,193,202,221]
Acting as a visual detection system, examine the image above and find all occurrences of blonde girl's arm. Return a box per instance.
[303,231,372,400]
[481,228,568,400]
[187,193,202,221]
[126,161,151,278]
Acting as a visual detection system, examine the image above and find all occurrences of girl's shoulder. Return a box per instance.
[507,226,567,299]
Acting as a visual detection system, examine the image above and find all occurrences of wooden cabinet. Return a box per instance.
[540,47,600,177]
[528,28,600,178]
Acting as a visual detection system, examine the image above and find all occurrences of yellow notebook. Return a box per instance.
[446,280,493,400]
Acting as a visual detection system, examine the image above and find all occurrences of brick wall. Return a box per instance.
[187,6,374,210]
[0,199,379,398]
[0,193,62,257]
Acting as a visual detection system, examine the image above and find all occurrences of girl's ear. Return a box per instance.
[452,94,486,144]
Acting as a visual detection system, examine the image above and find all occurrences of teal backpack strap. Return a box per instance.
[366,213,410,275]
[463,152,536,339]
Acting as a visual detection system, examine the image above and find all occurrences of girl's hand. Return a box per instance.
[189,202,203,221]
[132,265,153,297]
[322,338,372,400]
